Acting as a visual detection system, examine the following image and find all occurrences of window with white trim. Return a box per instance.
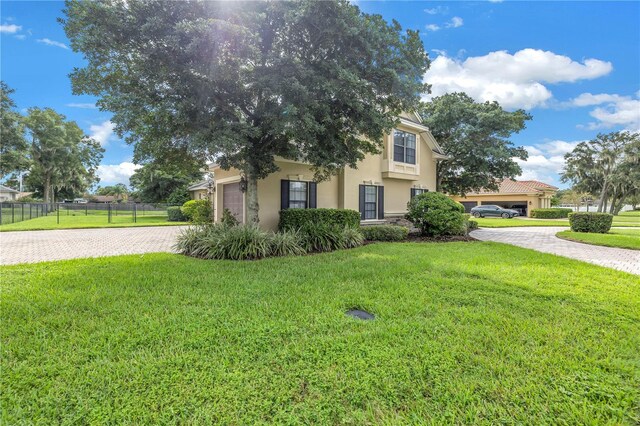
[364,185,377,220]
[411,188,428,198]
[393,130,417,164]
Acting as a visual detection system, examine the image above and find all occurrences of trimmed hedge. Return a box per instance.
[279,208,360,231]
[167,206,186,222]
[360,225,408,241]
[568,212,613,233]
[531,208,572,219]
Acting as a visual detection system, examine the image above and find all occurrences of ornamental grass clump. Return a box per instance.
[406,192,465,237]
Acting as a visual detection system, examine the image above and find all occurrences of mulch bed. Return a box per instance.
[405,233,477,243]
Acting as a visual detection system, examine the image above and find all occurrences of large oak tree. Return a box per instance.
[62,0,430,223]
[419,93,531,195]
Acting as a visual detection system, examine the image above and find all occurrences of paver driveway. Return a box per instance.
[0,226,187,265]
[471,226,639,275]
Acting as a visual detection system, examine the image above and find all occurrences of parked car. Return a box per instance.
[471,205,519,218]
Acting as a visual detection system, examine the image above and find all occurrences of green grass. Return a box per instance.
[2,244,639,424]
[557,229,640,250]
[619,210,640,217]
[474,215,639,228]
[0,213,186,231]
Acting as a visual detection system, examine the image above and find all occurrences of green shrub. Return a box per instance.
[269,230,307,257]
[405,192,465,237]
[181,199,212,223]
[531,208,572,219]
[298,222,363,252]
[221,208,239,227]
[360,225,408,241]
[465,218,479,232]
[175,225,308,260]
[279,208,360,231]
[167,206,186,222]
[569,212,613,233]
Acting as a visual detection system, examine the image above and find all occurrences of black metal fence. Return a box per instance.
[0,202,179,226]
[0,202,53,225]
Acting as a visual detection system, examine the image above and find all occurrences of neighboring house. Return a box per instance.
[187,180,211,200]
[451,179,558,217]
[92,195,118,203]
[209,112,447,230]
[0,185,19,202]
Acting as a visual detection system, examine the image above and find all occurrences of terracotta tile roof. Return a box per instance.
[467,179,558,195]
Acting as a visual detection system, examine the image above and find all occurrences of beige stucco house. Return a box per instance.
[208,112,447,230]
[187,180,210,200]
[451,179,558,217]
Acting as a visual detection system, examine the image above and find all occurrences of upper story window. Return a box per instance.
[393,130,416,164]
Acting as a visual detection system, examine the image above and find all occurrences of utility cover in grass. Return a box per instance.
[346,309,375,320]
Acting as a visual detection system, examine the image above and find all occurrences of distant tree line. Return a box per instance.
[0,81,104,203]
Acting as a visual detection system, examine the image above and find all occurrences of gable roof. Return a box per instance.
[467,179,558,195]
[0,184,19,193]
[187,180,210,191]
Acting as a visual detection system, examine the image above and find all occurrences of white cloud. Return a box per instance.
[515,140,582,182]
[89,121,115,146]
[97,162,141,185]
[67,103,98,109]
[36,38,69,50]
[571,92,640,132]
[0,23,21,33]
[14,34,26,40]
[424,49,613,109]
[446,16,464,28]
[425,24,440,32]
[424,6,448,15]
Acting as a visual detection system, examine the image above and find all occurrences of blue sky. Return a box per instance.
[1,1,639,188]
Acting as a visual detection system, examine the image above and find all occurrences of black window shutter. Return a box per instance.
[308,182,317,208]
[377,186,384,219]
[358,185,365,220]
[281,180,290,210]
[410,188,416,199]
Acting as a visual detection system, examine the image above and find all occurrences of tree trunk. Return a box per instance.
[43,174,51,204]
[597,178,608,212]
[245,172,260,225]
[608,189,617,214]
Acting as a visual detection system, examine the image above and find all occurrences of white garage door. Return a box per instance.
[223,182,244,223]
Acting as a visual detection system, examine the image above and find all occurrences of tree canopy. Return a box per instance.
[0,82,29,180]
[419,92,531,195]
[562,131,639,214]
[62,0,430,222]
[130,150,205,203]
[24,108,104,203]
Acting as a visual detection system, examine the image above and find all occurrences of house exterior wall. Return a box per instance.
[189,189,208,200]
[0,191,18,202]
[210,117,440,230]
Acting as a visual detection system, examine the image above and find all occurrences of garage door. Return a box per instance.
[460,202,477,213]
[481,201,527,216]
[223,182,244,223]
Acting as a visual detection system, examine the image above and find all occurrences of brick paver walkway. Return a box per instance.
[0,226,187,265]
[471,226,639,275]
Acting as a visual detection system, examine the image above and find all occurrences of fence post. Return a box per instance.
[86,204,88,216]
[0,204,2,224]
[30,204,32,220]
[12,203,15,224]
[108,203,112,223]
[57,204,60,224]
[22,203,24,221]
[133,203,137,223]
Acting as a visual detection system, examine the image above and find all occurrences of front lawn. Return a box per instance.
[474,215,639,228]
[0,214,186,231]
[2,244,639,424]
[556,229,640,250]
